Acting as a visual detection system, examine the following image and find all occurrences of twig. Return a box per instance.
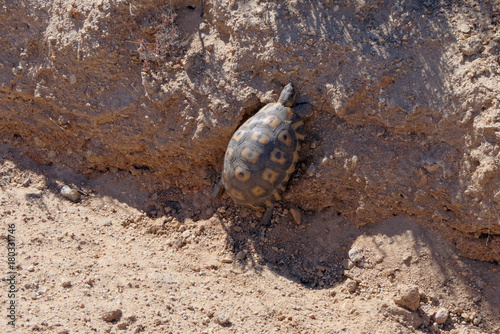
[49,117,78,137]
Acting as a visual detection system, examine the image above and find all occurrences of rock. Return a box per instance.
[434,307,448,324]
[102,309,122,322]
[306,164,316,176]
[290,207,302,225]
[60,185,80,202]
[383,304,423,329]
[345,278,358,293]
[235,251,246,261]
[61,279,72,288]
[394,284,420,311]
[458,35,484,56]
[216,313,230,325]
[348,247,363,263]
[402,253,412,262]
[22,177,31,187]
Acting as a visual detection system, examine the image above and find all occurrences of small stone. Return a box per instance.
[232,226,243,233]
[290,207,302,225]
[394,284,420,311]
[27,265,35,272]
[473,317,481,325]
[306,164,316,176]
[117,323,128,330]
[345,278,358,293]
[458,23,471,33]
[220,257,233,264]
[402,253,412,262]
[216,313,230,325]
[22,177,31,187]
[348,247,363,263]
[434,308,448,324]
[102,309,122,322]
[61,185,80,202]
[199,22,208,30]
[255,6,264,15]
[458,35,484,56]
[235,251,246,261]
[61,279,72,288]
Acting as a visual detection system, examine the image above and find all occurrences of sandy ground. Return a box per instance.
[1,145,499,333]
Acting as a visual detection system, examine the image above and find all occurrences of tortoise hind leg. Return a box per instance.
[210,177,224,198]
[261,204,275,226]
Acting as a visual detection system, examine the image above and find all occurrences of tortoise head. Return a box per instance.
[278,83,296,108]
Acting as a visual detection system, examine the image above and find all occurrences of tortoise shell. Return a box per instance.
[222,83,305,210]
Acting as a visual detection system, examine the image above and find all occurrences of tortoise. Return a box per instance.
[212,83,310,224]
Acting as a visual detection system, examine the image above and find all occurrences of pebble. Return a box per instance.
[345,278,358,293]
[458,35,484,56]
[393,284,420,311]
[61,279,72,288]
[22,177,31,187]
[290,207,302,225]
[60,185,80,202]
[216,313,230,325]
[235,251,246,261]
[434,307,448,324]
[458,23,471,33]
[402,253,412,262]
[199,22,208,31]
[348,247,363,263]
[102,309,122,322]
[306,164,316,176]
